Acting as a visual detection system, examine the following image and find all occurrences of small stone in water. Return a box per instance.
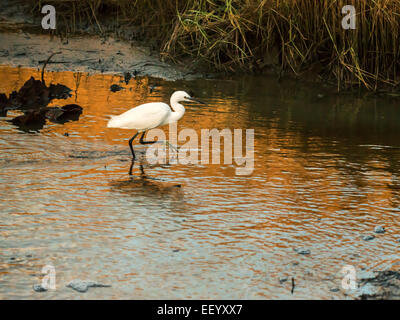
[362,235,375,241]
[33,284,47,292]
[66,279,111,293]
[110,84,124,92]
[67,280,89,293]
[279,276,288,283]
[293,248,311,255]
[330,287,340,292]
[374,226,385,234]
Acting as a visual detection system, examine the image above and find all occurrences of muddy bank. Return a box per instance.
[0,32,201,81]
[0,1,205,81]
[12,0,400,90]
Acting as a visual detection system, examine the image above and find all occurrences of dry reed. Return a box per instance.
[29,0,400,90]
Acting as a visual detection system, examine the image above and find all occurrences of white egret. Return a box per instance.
[107,90,205,160]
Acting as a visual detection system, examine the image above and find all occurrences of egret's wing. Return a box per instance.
[107,102,170,130]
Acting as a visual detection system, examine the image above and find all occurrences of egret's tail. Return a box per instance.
[107,115,119,128]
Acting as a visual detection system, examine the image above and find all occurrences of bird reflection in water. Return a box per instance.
[110,164,184,201]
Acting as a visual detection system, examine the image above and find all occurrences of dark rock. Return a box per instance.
[10,107,48,131]
[33,284,48,292]
[0,93,8,116]
[1,75,72,131]
[110,84,124,92]
[45,107,64,121]
[293,248,311,255]
[49,83,72,100]
[10,102,82,132]
[46,104,82,124]
[374,226,385,234]
[7,76,51,110]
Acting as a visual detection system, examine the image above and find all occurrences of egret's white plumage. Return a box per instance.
[107,91,193,131]
[107,90,205,161]
[107,102,172,131]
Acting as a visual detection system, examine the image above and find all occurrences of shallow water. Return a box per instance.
[0,65,399,299]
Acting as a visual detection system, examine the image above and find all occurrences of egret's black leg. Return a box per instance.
[139,164,146,176]
[129,132,140,159]
[139,131,157,145]
[128,163,145,177]
[128,160,134,176]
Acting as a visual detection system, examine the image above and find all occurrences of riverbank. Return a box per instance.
[0,0,202,81]
[0,32,200,81]
[19,0,400,91]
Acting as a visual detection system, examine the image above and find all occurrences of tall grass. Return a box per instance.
[30,0,400,90]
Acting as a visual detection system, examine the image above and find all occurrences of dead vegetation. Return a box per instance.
[26,0,400,91]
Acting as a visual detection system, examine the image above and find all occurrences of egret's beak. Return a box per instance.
[187,97,207,105]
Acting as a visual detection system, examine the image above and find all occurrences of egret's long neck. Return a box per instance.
[169,100,185,123]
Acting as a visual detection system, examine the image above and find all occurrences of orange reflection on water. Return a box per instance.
[0,65,399,299]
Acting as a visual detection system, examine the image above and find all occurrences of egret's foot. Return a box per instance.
[162,141,179,153]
